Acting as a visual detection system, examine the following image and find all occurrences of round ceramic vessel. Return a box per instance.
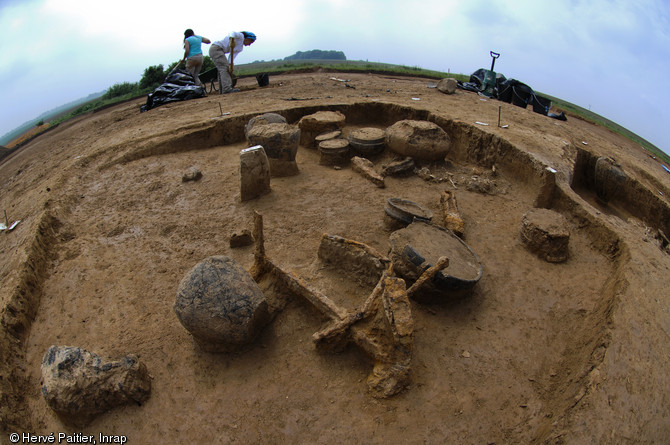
[349,127,386,156]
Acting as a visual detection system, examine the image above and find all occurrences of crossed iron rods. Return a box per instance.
[249,211,449,397]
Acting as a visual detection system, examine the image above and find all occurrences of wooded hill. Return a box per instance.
[283,50,346,60]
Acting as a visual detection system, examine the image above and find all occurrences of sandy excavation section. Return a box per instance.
[1,72,670,443]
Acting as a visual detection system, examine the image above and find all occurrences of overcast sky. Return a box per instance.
[1,0,669,155]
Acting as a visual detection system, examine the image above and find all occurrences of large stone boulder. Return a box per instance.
[437,78,458,94]
[41,346,151,427]
[174,255,269,352]
[246,123,300,177]
[244,113,287,140]
[239,145,271,202]
[385,120,451,160]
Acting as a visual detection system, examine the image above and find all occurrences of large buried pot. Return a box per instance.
[389,221,483,303]
[348,127,386,157]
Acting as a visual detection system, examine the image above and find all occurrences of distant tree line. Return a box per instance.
[283,50,346,61]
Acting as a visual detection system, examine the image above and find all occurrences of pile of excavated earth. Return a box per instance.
[1,71,669,443]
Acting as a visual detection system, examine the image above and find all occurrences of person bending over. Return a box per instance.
[208,31,256,93]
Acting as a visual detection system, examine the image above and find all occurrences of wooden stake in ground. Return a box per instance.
[440,190,465,237]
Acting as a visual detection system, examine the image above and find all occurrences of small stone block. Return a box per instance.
[520,208,570,263]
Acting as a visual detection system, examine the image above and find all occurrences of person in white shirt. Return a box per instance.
[208,31,256,93]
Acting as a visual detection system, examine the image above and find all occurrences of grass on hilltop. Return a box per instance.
[542,94,667,162]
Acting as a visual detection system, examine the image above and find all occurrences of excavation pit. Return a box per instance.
[2,83,668,444]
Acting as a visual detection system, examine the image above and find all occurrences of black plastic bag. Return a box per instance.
[140,70,205,112]
[164,70,197,86]
[458,69,507,96]
[548,111,567,121]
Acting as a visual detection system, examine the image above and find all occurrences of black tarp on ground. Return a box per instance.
[140,70,206,112]
[458,69,566,121]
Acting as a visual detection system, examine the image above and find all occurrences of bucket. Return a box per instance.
[497,83,513,103]
[512,84,532,108]
[531,94,551,115]
[256,73,269,87]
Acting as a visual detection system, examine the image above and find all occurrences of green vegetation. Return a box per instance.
[234,59,470,83]
[165,56,216,76]
[202,56,215,72]
[51,84,147,127]
[0,91,104,145]
[102,82,139,100]
[0,145,11,164]
[139,65,165,90]
[36,58,471,134]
